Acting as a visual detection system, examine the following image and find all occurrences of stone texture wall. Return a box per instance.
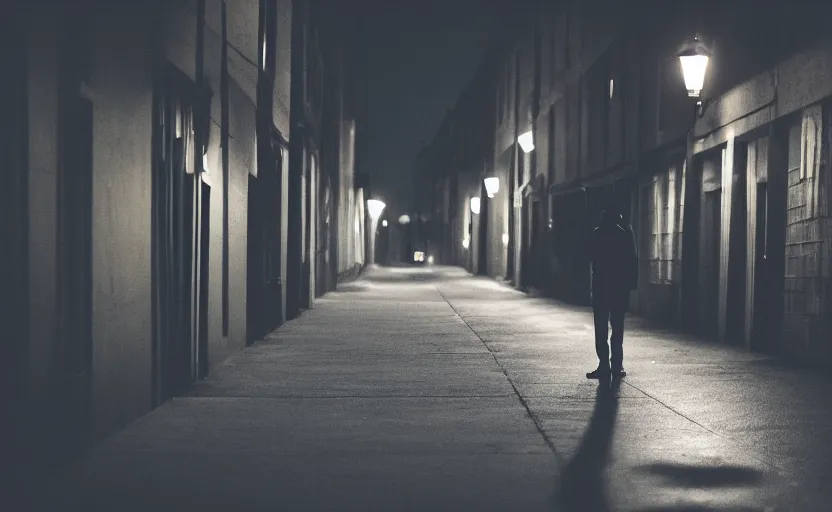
[782,105,832,366]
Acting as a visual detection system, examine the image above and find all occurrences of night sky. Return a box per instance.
[332,0,506,218]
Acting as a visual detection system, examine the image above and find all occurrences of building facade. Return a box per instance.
[417,0,832,370]
[3,0,367,493]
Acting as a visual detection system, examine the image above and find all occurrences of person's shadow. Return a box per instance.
[556,377,620,512]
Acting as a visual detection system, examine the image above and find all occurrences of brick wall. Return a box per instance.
[783,105,832,366]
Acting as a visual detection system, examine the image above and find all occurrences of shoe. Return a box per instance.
[612,368,626,378]
[586,368,611,379]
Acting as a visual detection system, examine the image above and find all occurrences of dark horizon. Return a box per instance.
[333,0,509,217]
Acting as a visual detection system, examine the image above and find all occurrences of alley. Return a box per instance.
[35,266,832,511]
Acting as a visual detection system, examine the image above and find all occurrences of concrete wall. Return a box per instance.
[274,0,292,138]
[89,3,155,438]
[226,80,254,354]
[26,8,60,414]
[202,0,252,363]
[337,121,359,276]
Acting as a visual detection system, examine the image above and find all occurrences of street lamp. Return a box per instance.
[367,199,386,220]
[517,130,534,153]
[382,219,388,227]
[678,36,712,99]
[398,214,411,225]
[470,197,481,215]
[483,177,500,198]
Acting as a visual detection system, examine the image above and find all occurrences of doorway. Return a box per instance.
[726,147,748,344]
[56,91,94,458]
[477,184,490,275]
[1,15,29,480]
[151,66,205,404]
[247,136,284,344]
[699,189,722,337]
[750,181,770,348]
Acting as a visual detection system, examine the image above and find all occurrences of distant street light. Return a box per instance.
[470,197,481,215]
[382,219,388,227]
[484,177,500,198]
[517,130,535,153]
[398,214,411,225]
[678,36,712,98]
[367,199,386,220]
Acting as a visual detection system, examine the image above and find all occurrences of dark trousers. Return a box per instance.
[592,289,628,371]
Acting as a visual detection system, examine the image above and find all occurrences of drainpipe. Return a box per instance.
[287,0,307,319]
[220,1,230,336]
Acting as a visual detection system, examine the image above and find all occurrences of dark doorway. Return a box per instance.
[56,93,94,459]
[699,189,722,337]
[198,182,210,378]
[151,66,201,405]
[726,148,748,344]
[247,140,284,344]
[477,185,490,275]
[1,12,29,486]
[520,195,532,288]
[751,181,770,351]
[247,172,265,344]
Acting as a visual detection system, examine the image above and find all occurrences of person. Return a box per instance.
[586,209,638,379]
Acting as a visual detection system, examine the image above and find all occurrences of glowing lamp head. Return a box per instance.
[367,199,386,220]
[382,219,388,227]
[678,37,712,98]
[470,197,481,215]
[483,177,500,198]
[462,238,470,249]
[398,214,411,225]
[517,130,535,153]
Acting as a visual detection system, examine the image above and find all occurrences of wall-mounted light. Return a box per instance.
[470,197,481,215]
[484,177,500,198]
[462,238,470,249]
[678,36,712,98]
[382,219,388,227]
[502,233,509,246]
[367,199,386,220]
[517,130,534,153]
[398,214,411,225]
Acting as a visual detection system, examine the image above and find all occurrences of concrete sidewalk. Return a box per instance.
[34,266,832,511]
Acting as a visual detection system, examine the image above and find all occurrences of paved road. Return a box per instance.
[35,266,832,511]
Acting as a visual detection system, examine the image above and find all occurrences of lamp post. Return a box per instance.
[483,177,500,199]
[469,197,481,215]
[517,130,535,153]
[366,199,386,266]
[678,35,713,115]
[678,35,713,329]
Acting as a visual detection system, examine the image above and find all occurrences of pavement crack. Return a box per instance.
[435,286,563,465]
[621,380,786,476]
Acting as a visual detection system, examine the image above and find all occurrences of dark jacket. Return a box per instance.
[590,221,638,293]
